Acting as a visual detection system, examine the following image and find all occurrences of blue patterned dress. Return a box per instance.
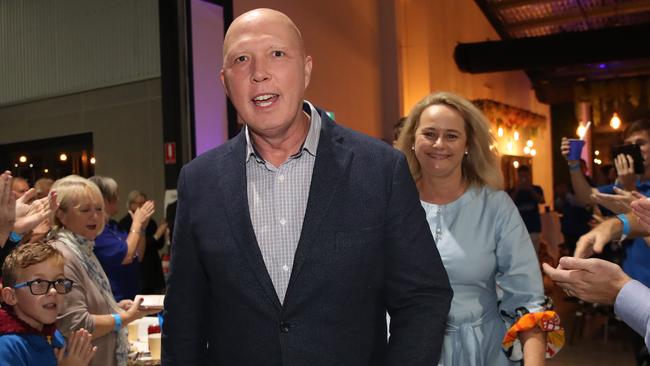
[421,186,545,366]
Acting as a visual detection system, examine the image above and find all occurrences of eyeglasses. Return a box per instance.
[13,278,75,295]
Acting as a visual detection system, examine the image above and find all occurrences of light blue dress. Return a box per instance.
[422,186,545,366]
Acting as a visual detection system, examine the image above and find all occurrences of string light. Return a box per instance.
[610,113,621,129]
[90,157,96,165]
[530,149,537,156]
[594,150,600,156]
[526,140,534,148]
[523,146,531,154]
[513,130,520,141]
[513,161,520,169]
[19,156,27,163]
[59,153,68,162]
[497,127,504,137]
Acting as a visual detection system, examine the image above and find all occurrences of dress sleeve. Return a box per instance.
[493,192,564,359]
[56,245,97,335]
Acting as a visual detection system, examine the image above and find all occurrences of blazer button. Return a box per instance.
[280,322,290,333]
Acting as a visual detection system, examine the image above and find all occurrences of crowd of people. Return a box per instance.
[0,6,648,366]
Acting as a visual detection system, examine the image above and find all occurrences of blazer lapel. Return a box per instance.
[216,133,282,311]
[286,113,352,298]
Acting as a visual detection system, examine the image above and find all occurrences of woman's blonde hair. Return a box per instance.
[51,175,106,235]
[396,91,503,190]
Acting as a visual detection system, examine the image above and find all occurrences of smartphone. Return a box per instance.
[611,144,645,174]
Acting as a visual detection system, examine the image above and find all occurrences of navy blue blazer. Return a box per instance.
[162,108,452,366]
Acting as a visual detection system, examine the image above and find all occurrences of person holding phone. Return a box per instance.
[561,118,650,363]
[560,119,650,291]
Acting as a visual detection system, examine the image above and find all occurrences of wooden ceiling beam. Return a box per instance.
[504,1,650,33]
[454,23,650,73]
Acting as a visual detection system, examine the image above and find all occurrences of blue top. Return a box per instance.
[0,331,65,366]
[509,185,544,233]
[422,186,545,365]
[598,180,650,287]
[615,280,650,349]
[94,220,141,301]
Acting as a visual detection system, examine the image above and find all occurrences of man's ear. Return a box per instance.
[303,55,313,89]
[1,286,18,306]
[220,69,230,97]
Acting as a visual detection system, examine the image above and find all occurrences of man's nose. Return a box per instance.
[251,59,270,83]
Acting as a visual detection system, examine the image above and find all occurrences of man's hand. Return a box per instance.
[574,220,618,258]
[561,137,575,162]
[55,328,97,366]
[542,257,631,305]
[614,153,637,192]
[590,187,642,214]
[631,197,650,233]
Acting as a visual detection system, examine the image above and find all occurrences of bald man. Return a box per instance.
[163,8,452,366]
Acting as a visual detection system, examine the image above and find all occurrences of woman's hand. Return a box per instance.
[55,328,97,366]
[121,297,160,325]
[117,299,134,311]
[154,220,168,241]
[130,201,155,231]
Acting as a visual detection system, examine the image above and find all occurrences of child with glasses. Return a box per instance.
[0,242,96,365]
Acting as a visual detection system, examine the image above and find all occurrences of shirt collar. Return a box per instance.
[245,100,321,162]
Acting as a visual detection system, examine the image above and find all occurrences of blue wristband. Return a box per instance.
[616,214,631,237]
[111,313,122,332]
[9,231,22,242]
[568,162,581,171]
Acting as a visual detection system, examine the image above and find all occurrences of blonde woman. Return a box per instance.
[397,92,563,366]
[49,176,155,366]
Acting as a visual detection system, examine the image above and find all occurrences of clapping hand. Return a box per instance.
[0,172,16,240]
[130,201,155,229]
[14,190,58,234]
[55,328,97,366]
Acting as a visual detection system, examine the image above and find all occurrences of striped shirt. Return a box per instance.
[245,101,321,302]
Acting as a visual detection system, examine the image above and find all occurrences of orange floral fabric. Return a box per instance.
[502,310,564,358]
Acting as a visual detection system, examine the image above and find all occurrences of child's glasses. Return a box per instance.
[13,278,74,295]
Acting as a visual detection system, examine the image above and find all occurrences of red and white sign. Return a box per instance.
[164,142,176,164]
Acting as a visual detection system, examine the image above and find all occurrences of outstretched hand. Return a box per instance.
[631,196,650,233]
[55,328,97,366]
[542,257,630,305]
[0,171,16,238]
[574,224,612,258]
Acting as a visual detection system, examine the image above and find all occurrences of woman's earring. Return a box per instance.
[411,145,415,151]
[464,150,469,155]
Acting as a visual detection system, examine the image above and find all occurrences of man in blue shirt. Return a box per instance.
[560,118,650,288]
[509,165,545,252]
